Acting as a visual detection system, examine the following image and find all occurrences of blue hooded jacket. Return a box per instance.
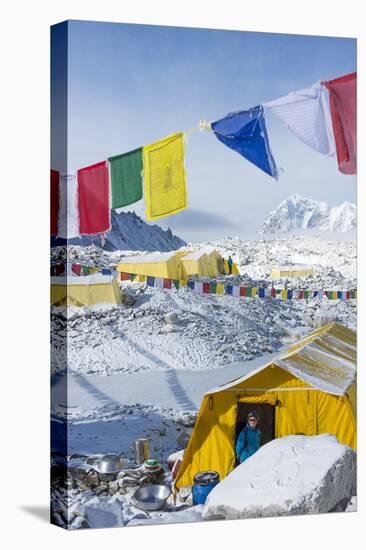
[235,424,261,463]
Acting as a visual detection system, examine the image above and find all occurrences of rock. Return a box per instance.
[203,435,356,520]
[164,312,180,325]
[84,498,124,528]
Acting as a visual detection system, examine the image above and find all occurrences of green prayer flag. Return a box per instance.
[82,266,90,275]
[245,287,252,297]
[304,290,309,300]
[109,148,143,208]
[210,282,217,294]
[173,280,180,290]
[130,273,137,281]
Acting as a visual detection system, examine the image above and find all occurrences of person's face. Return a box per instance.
[248,416,258,427]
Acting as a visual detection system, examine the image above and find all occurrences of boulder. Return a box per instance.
[203,434,356,520]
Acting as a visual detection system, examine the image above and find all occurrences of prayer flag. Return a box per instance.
[121,272,130,281]
[51,170,59,236]
[194,281,203,294]
[108,148,143,208]
[281,289,287,300]
[164,278,172,289]
[173,280,180,290]
[211,106,278,179]
[270,287,276,298]
[240,287,246,297]
[72,264,82,276]
[252,288,258,297]
[298,290,304,299]
[155,278,164,289]
[232,286,240,297]
[203,282,210,294]
[346,291,351,300]
[323,73,357,174]
[245,287,252,297]
[143,133,187,220]
[188,280,195,290]
[78,161,111,235]
[147,276,155,287]
[82,266,90,276]
[264,82,335,155]
[225,285,233,295]
[258,288,265,298]
[337,291,342,300]
[304,290,310,300]
[287,290,293,300]
[216,284,225,295]
[210,282,217,294]
[102,268,112,275]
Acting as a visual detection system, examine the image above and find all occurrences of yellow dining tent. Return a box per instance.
[180,250,211,278]
[174,322,356,490]
[51,273,121,307]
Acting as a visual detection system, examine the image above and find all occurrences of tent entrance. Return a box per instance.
[235,402,275,450]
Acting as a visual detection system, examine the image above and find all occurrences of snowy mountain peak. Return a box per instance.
[259,194,356,234]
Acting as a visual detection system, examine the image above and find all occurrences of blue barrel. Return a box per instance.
[192,471,220,505]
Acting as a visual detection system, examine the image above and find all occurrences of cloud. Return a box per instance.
[158,208,242,233]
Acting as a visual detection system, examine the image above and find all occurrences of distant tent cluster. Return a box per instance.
[174,322,357,490]
[270,265,315,279]
[116,249,239,281]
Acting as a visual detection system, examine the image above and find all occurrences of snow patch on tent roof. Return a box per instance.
[117,252,177,264]
[208,323,356,396]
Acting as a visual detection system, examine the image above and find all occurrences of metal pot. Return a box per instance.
[95,454,124,474]
[132,484,171,511]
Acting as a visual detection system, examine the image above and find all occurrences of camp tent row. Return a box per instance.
[51,272,121,307]
[174,322,356,490]
[117,249,239,281]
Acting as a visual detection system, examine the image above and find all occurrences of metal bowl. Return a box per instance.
[95,454,124,474]
[133,484,171,511]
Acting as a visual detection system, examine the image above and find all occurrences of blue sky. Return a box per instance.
[58,20,356,241]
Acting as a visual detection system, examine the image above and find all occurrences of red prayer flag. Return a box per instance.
[78,161,111,235]
[202,282,210,294]
[298,290,304,299]
[346,291,351,300]
[271,287,276,298]
[163,278,172,289]
[323,72,357,174]
[50,170,59,235]
[72,263,82,276]
[240,287,246,297]
[120,272,130,281]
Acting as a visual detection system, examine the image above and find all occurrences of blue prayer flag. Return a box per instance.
[287,290,293,299]
[225,285,233,295]
[259,288,265,298]
[147,276,155,287]
[211,106,278,179]
[188,280,195,290]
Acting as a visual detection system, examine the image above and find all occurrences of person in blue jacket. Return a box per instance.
[235,411,261,464]
[228,255,233,275]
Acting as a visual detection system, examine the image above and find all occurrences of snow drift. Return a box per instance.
[203,434,356,520]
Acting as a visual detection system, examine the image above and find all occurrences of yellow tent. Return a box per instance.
[174,322,356,490]
[180,250,211,278]
[223,258,240,274]
[117,252,184,280]
[270,265,315,279]
[51,273,121,307]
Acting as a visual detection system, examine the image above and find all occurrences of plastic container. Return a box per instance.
[192,471,220,505]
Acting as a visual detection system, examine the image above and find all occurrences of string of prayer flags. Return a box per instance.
[322,72,357,174]
[50,170,59,236]
[211,106,278,179]
[108,148,143,208]
[143,132,188,220]
[78,161,111,235]
[264,82,335,156]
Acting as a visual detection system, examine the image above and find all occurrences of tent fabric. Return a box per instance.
[264,82,335,155]
[108,148,143,209]
[143,133,187,220]
[51,279,121,307]
[323,72,357,174]
[77,161,111,235]
[57,174,80,239]
[211,106,278,179]
[50,170,59,236]
[270,266,314,279]
[174,322,356,490]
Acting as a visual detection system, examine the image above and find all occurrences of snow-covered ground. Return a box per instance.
[51,233,357,528]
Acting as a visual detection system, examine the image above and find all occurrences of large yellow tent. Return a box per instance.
[51,273,121,307]
[117,252,184,280]
[180,250,211,278]
[174,322,356,490]
[270,265,315,279]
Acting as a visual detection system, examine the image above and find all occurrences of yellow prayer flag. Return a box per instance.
[216,284,225,295]
[143,133,188,220]
[252,287,258,297]
[281,289,288,300]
